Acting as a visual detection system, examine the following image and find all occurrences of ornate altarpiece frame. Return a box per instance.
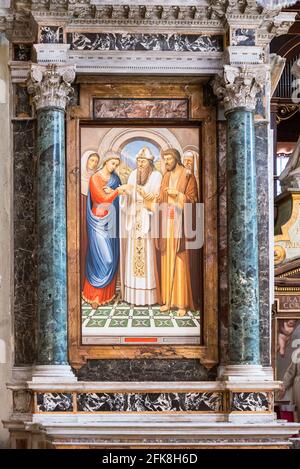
[66,78,218,369]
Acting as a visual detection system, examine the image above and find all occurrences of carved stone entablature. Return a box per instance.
[253,11,296,48]
[0,2,297,46]
[127,5,146,20]
[32,45,223,76]
[262,11,297,35]
[212,65,267,112]
[94,5,112,20]
[206,0,227,21]
[27,64,76,110]
[66,32,224,52]
[0,11,37,42]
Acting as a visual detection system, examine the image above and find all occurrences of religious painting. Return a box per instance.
[80,125,202,346]
[93,98,188,120]
[275,317,300,420]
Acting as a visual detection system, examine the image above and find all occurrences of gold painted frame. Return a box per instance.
[66,78,218,369]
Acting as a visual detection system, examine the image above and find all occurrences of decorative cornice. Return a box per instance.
[26,64,76,110]
[0,0,296,39]
[212,64,267,112]
[0,10,37,41]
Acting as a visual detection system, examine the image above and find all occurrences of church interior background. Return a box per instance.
[1,0,300,450]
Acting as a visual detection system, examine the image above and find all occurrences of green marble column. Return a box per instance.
[36,108,67,364]
[226,108,259,364]
[213,65,266,367]
[27,65,75,367]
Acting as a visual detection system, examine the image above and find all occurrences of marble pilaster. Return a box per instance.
[13,120,37,365]
[255,122,272,366]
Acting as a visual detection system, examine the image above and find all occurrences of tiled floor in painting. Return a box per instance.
[81,295,201,345]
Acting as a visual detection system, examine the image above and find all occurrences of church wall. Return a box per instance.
[0,33,12,447]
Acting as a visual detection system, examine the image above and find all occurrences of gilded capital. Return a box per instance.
[27,64,76,111]
[212,65,267,113]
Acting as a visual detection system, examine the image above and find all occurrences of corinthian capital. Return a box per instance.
[27,64,76,111]
[212,65,267,113]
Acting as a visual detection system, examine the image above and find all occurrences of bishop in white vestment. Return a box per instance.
[120,147,162,305]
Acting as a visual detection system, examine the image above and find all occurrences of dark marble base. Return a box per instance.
[74,359,217,382]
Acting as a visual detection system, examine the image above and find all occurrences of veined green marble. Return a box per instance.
[226,109,260,365]
[36,108,68,365]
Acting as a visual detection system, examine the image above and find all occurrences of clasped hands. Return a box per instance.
[103,184,132,195]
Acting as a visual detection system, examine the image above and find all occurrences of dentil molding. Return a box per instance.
[0,1,297,43]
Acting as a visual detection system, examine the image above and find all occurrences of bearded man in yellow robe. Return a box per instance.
[155,148,199,317]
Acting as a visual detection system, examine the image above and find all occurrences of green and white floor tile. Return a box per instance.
[82,295,201,345]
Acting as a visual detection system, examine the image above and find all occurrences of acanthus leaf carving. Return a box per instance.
[27,63,76,111]
[212,65,266,112]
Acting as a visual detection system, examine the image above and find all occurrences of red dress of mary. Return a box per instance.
[82,172,120,307]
